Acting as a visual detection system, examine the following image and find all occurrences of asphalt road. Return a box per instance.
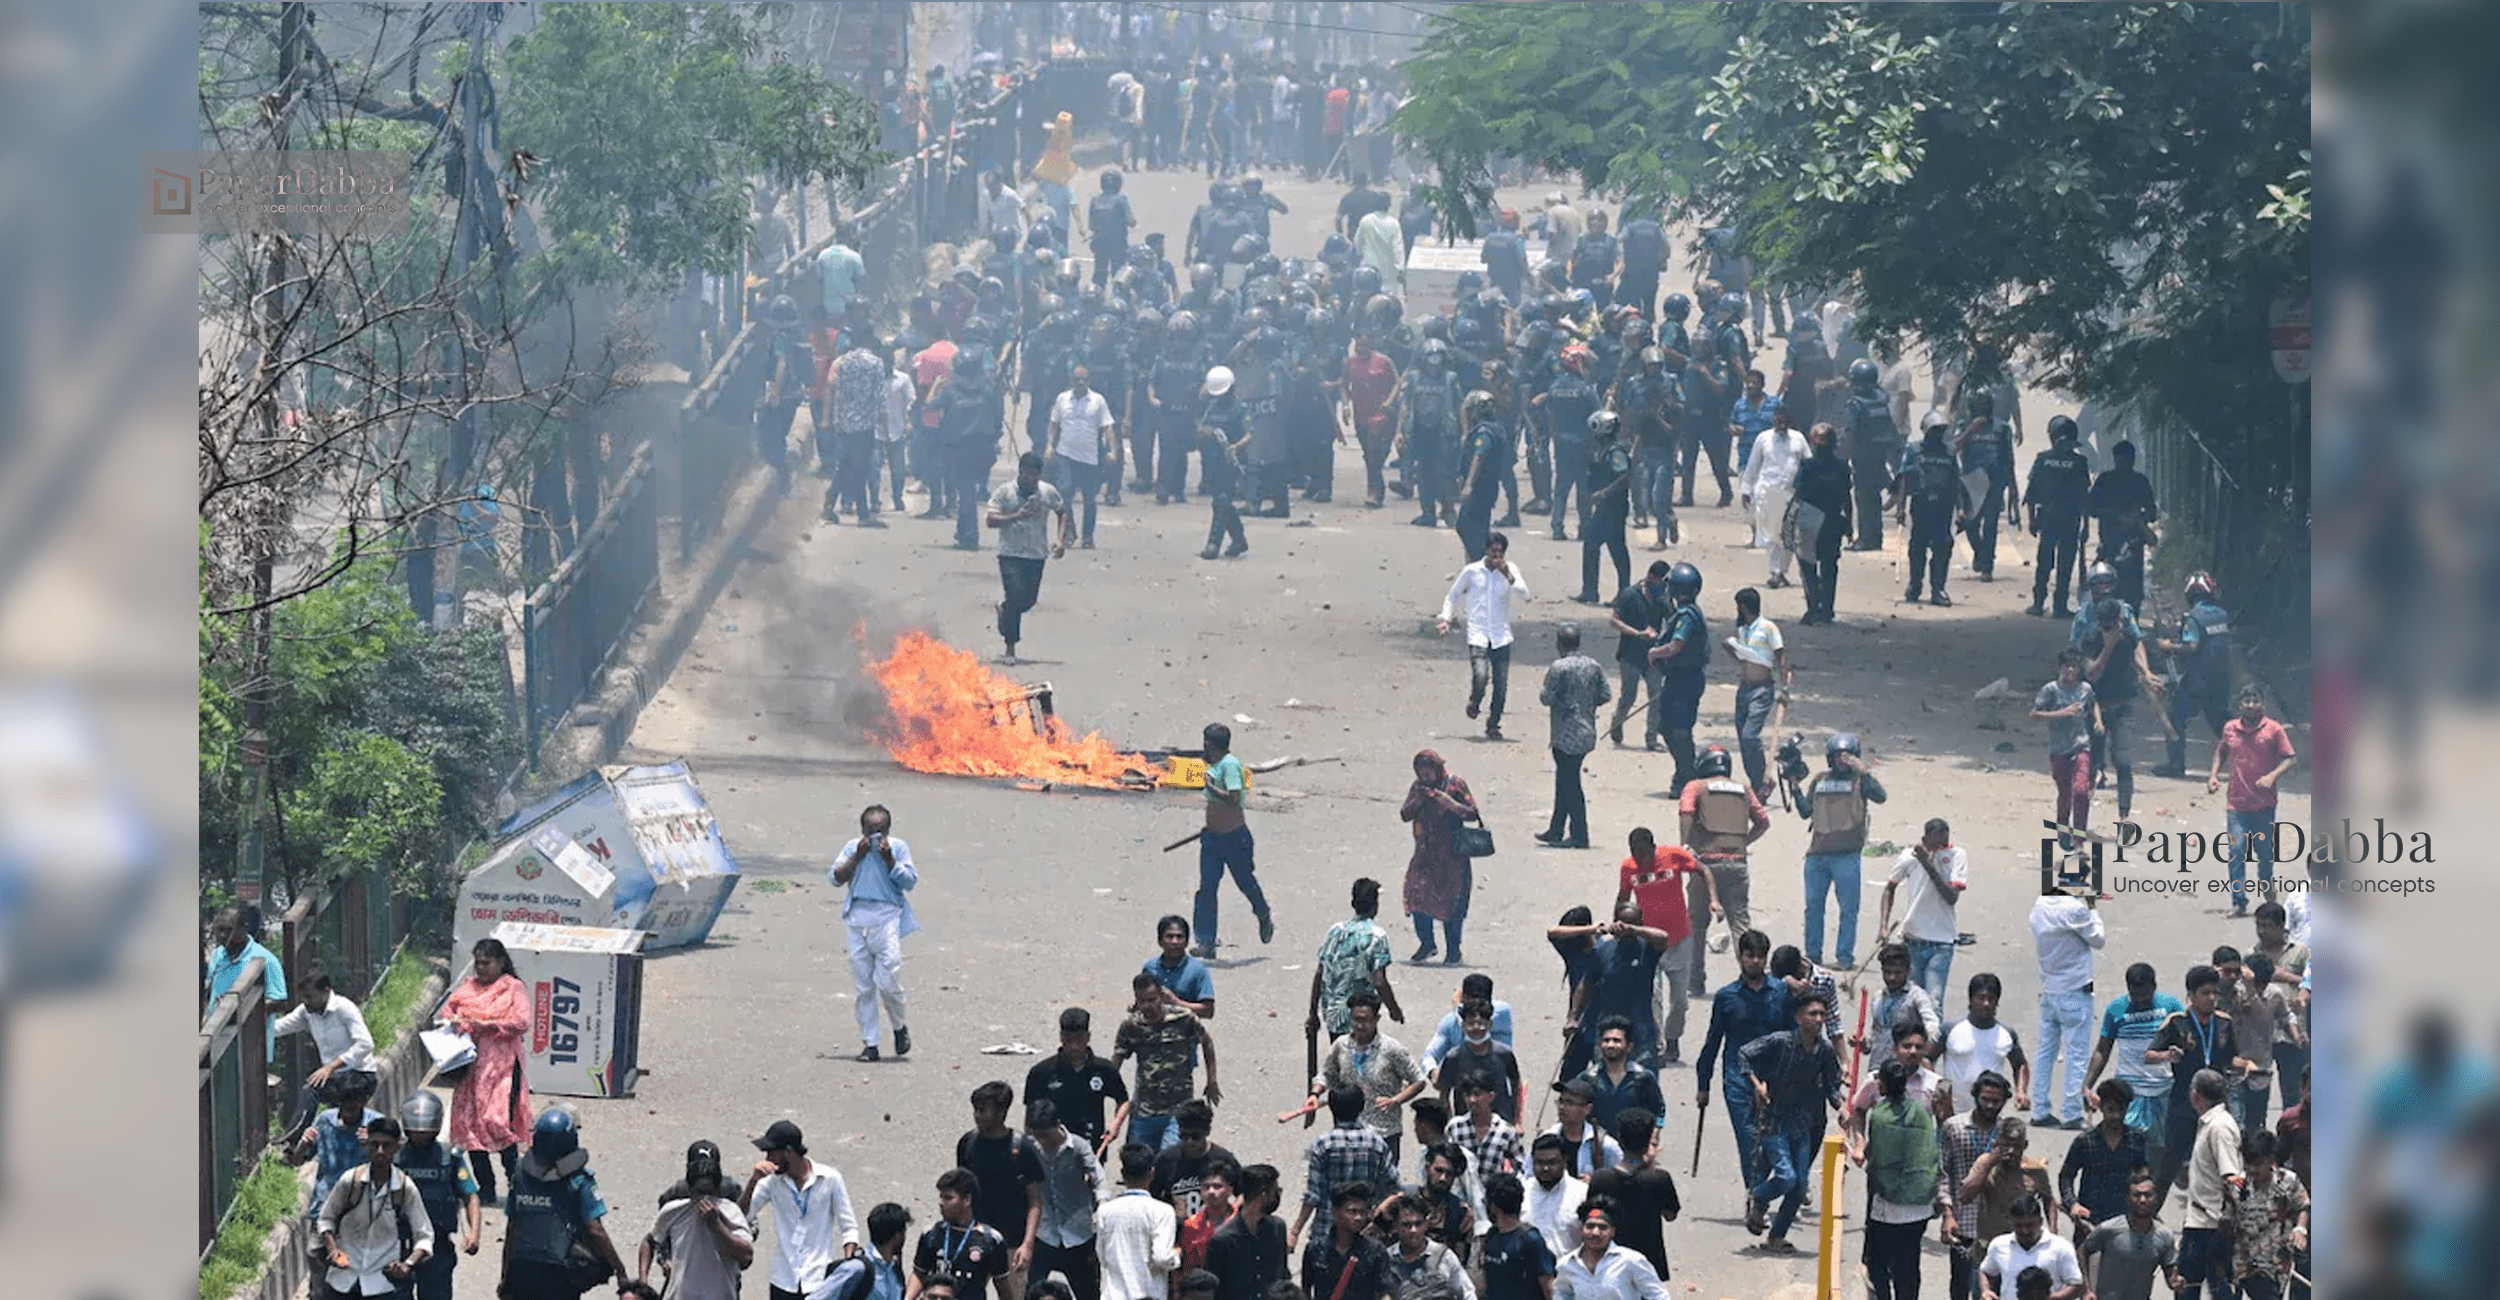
[436,162,2306,1300]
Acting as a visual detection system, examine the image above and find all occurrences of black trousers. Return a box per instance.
[998,555,1046,648]
[1906,512,1953,596]
[1547,748,1589,842]
[1034,1238,1102,1300]
[1967,489,2004,575]
[1581,505,1629,599]
[1457,487,1498,562]
[1204,455,1246,552]
[1549,439,1591,535]
[1616,272,1659,321]
[1157,410,1195,500]
[1680,429,1732,503]
[1851,460,1891,548]
[2033,514,2083,609]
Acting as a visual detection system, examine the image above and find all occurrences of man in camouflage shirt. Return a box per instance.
[1113,971,1222,1154]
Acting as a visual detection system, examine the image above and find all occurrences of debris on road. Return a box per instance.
[980,1042,1042,1055]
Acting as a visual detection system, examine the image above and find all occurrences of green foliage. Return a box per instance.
[501,3,887,295]
[359,947,437,1052]
[197,1153,301,1300]
[1397,2,1727,237]
[280,730,442,894]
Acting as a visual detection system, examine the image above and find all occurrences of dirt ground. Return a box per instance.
[434,164,2307,1300]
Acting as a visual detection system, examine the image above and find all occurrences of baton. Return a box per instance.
[1691,1092,1708,1178]
[1162,829,1206,853]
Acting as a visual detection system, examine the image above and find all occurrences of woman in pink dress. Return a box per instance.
[440,936,532,1204]
[1400,749,1479,966]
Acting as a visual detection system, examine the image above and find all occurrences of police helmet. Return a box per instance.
[1203,365,1235,397]
[1452,318,1485,348]
[2085,561,2117,588]
[1639,346,1665,367]
[1101,169,1123,193]
[1206,181,1227,205]
[2047,414,2080,444]
[1587,409,1622,441]
[1130,243,1157,267]
[1419,316,1449,342]
[1695,745,1733,779]
[1919,408,1952,434]
[1662,292,1693,322]
[1365,293,1402,327]
[1455,269,1487,297]
[1321,232,1354,261]
[1559,343,1593,375]
[1282,257,1308,282]
[1462,389,1498,424]
[1421,338,1451,365]
[1566,287,1596,315]
[979,276,1008,299]
[1826,733,1861,760]
[1243,305,1273,330]
[400,1091,445,1132]
[531,1107,582,1162]
[2184,571,2217,601]
[992,225,1021,253]
[1214,181,1245,208]
[1240,175,1266,193]
[766,294,800,325]
[1307,306,1338,336]
[1667,561,1703,600]
[1036,293,1066,318]
[1249,253,1282,281]
[1032,247,1059,271]
[1135,306,1165,331]
[1352,265,1384,298]
[1847,358,1880,389]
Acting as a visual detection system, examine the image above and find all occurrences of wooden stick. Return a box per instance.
[1162,829,1205,853]
[1690,1093,1708,1178]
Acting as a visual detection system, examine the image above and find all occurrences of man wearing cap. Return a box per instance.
[645,1140,758,1300]
[742,1121,863,1300]
[831,804,919,1063]
[394,1093,480,1300]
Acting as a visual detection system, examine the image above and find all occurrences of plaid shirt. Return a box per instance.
[2058,1125,2149,1226]
[1447,1112,1528,1183]
[1938,1113,2001,1236]
[1301,1120,1395,1212]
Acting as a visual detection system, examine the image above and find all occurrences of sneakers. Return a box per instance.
[1258,913,1275,945]
[1484,722,1503,740]
[1411,941,1439,962]
[1223,542,1248,558]
[1930,592,1952,607]
[894,1027,912,1058]
[1534,829,1566,847]
[855,1044,881,1063]
[1201,546,1222,560]
[1442,949,1464,966]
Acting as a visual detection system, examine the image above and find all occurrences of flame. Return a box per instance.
[868,630,1158,788]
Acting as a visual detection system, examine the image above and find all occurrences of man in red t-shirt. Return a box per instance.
[1613,826,1720,1066]
[2207,684,2297,916]
[1335,334,1402,508]
[1322,80,1351,178]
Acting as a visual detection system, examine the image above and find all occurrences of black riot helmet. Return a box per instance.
[1695,745,1733,779]
[1101,169,1124,193]
[1662,292,1692,322]
[2047,414,2080,444]
[1847,357,1880,391]
[1667,562,1703,602]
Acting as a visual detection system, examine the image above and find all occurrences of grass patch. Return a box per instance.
[198,1153,301,1300]
[360,946,435,1052]
[748,879,789,894]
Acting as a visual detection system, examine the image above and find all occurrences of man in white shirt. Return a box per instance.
[1877,817,1968,1004]
[276,968,378,1135]
[1553,1199,1669,1300]
[978,172,1023,246]
[2028,884,2107,1127]
[1047,366,1117,549]
[832,804,920,1063]
[317,1116,433,1298]
[1522,1135,1587,1258]
[1876,339,1917,447]
[879,351,916,517]
[1738,412,1811,587]
[741,1120,863,1300]
[1542,193,1583,276]
[1095,1144,1179,1300]
[1977,1193,2084,1300]
[1437,533,1530,741]
[643,1140,758,1300]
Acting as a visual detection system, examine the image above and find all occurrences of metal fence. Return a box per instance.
[2139,409,2311,694]
[199,956,274,1252]
[524,440,660,759]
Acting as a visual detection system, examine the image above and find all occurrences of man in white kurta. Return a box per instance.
[831,804,920,1062]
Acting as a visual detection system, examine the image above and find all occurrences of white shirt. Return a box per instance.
[1979,1230,2083,1293]
[2027,894,2106,993]
[980,185,1025,243]
[1542,1122,1623,1182]
[1941,1019,2026,1116]
[648,1196,757,1300]
[1555,1242,1671,1300]
[317,1164,433,1296]
[1741,427,1810,496]
[881,368,915,443]
[1523,1174,1586,1258]
[752,1161,862,1293]
[274,995,376,1072]
[1879,358,1917,433]
[1050,389,1117,464]
[2285,890,2312,947]
[1889,845,1968,944]
[1441,559,1531,649]
[1094,1188,1179,1300]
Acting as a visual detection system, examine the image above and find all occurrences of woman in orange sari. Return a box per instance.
[440,936,532,1204]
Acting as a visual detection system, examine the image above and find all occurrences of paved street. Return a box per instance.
[442,163,2305,1300]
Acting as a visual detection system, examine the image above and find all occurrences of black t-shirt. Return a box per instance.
[1149,1141,1237,1219]
[913,1218,1009,1285]
[1436,1045,1523,1123]
[1478,1225,1556,1300]
[1585,1163,1682,1279]
[2085,623,2143,703]
[1025,1052,1131,1143]
[1336,187,1391,235]
[1611,584,1665,664]
[953,1130,1047,1246]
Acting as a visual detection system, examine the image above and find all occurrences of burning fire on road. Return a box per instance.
[867,631,1163,789]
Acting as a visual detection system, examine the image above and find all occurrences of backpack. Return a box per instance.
[310,1166,419,1268]
[1863,1097,1941,1207]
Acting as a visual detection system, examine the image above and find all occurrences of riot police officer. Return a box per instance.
[2156,571,2235,777]
[1406,338,1464,527]
[1087,169,1134,290]
[1151,310,1208,504]
[1956,390,2018,579]
[395,1092,480,1300]
[1455,389,1509,562]
[1791,422,1854,625]
[1840,358,1901,551]
[1578,410,1635,604]
[1896,410,1970,606]
[1541,344,1604,542]
[499,1109,628,1300]
[1617,206,1668,322]
[1646,561,1710,792]
[1613,345,1683,549]
[2024,414,2094,616]
[936,348,1002,549]
[2086,439,2161,609]
[1572,209,1621,311]
[1198,364,1250,559]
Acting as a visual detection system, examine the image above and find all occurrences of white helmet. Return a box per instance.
[1203,365,1235,397]
[1919,407,1952,434]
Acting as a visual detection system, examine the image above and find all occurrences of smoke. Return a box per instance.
[733,543,930,748]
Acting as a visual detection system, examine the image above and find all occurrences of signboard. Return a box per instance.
[610,762,743,951]
[458,762,742,956]
[1403,239,1552,322]
[2270,296,2310,384]
[494,922,643,1098]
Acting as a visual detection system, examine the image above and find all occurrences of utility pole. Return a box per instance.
[430,2,499,630]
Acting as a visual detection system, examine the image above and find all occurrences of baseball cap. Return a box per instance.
[1552,1078,1597,1101]
[754,1120,806,1155]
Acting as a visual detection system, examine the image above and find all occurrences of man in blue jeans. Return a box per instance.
[2206,686,2297,916]
[1694,929,1788,1193]
[1735,993,1844,1251]
[1193,723,1273,956]
[1879,819,1968,1004]
[1799,733,1885,969]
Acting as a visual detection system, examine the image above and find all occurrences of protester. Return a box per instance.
[1402,750,1481,964]
[2027,884,2105,1127]
[316,1115,431,1299]
[1192,721,1273,954]
[642,1141,756,1300]
[1878,819,1968,1004]
[1439,532,1530,740]
[272,966,377,1137]
[743,1120,862,1300]
[1536,624,1612,850]
[2206,685,2297,916]
[832,804,919,1062]
[985,452,1074,664]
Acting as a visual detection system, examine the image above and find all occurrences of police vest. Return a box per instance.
[1809,772,1870,845]
[1410,375,1456,430]
[1846,395,1899,464]
[2183,604,2233,691]
[507,1168,590,1267]
[396,1142,467,1240]
[1694,778,1754,854]
[1088,194,1131,241]
[1912,448,1960,511]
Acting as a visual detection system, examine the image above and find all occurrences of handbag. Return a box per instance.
[1454,811,1496,859]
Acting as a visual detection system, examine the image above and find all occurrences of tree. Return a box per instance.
[1395,3,1728,238]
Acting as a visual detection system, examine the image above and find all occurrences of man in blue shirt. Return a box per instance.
[832,804,920,1063]
[1419,973,1516,1075]
[809,1202,914,1300]
[818,226,867,321]
[1145,915,1218,1019]
[1694,929,1788,1193]
[1554,902,1674,1067]
[206,905,288,1003]
[1728,370,1780,480]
